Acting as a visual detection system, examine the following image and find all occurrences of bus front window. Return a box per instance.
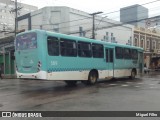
[16,32,37,50]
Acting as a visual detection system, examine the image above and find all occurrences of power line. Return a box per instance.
[21,16,160,36]
[64,15,160,36]
[21,1,160,31]
[17,0,160,28]
[20,5,160,32]
[11,0,160,37]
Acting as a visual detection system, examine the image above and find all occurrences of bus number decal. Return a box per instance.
[51,61,58,66]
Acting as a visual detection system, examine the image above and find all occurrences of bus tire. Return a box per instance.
[64,80,77,86]
[87,71,98,85]
[130,69,136,80]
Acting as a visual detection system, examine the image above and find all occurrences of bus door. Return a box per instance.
[105,48,114,78]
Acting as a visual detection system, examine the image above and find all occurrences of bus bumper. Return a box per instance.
[16,71,47,79]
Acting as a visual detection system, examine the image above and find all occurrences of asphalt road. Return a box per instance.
[0,71,160,120]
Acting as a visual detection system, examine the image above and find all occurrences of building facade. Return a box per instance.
[18,6,134,45]
[134,26,160,68]
[0,0,37,36]
[0,0,37,77]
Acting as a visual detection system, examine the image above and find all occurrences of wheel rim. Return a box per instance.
[89,73,97,84]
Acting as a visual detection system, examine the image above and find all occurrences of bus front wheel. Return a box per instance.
[130,70,136,80]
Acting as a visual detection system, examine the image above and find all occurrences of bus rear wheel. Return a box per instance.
[64,80,77,86]
[130,70,136,80]
[87,71,98,85]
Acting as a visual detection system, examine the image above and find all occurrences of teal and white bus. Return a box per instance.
[15,29,143,85]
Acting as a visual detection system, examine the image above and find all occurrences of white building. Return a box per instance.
[18,6,134,45]
[0,0,37,34]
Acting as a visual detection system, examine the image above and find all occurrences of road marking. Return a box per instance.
[126,82,133,84]
[109,84,117,86]
[150,87,158,89]
[121,85,129,87]
[134,86,140,88]
[137,83,143,85]
[149,84,155,86]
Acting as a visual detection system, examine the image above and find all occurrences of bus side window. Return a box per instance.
[115,47,123,59]
[92,44,104,58]
[47,36,59,56]
[78,42,92,57]
[124,48,131,59]
[60,39,77,57]
[131,49,138,60]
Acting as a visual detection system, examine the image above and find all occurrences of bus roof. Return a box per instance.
[17,29,143,51]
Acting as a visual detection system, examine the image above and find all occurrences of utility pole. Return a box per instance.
[90,12,103,39]
[10,0,22,36]
[15,0,18,37]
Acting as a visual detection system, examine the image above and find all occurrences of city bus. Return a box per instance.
[15,29,143,85]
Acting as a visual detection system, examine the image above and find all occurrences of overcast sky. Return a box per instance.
[21,0,160,20]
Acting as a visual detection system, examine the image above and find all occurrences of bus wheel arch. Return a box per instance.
[130,68,137,80]
[87,69,98,85]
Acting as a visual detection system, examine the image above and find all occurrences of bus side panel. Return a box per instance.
[114,58,139,78]
[46,56,107,80]
[114,59,130,77]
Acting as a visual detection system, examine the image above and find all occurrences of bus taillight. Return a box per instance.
[37,61,41,72]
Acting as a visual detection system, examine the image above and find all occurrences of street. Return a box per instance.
[0,71,160,120]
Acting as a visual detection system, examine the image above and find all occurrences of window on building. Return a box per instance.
[152,41,156,50]
[140,39,144,48]
[92,43,104,58]
[146,40,150,49]
[78,42,91,57]
[115,47,123,59]
[134,38,138,46]
[47,36,59,56]
[158,42,160,49]
[60,39,77,57]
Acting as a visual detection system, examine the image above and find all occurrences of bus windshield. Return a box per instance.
[16,32,37,50]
